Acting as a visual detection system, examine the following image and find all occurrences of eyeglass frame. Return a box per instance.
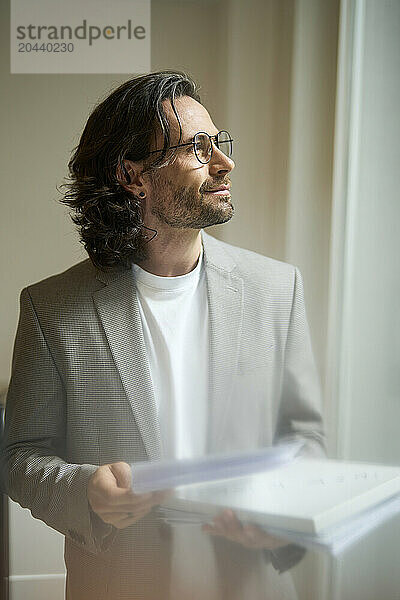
[145,130,233,165]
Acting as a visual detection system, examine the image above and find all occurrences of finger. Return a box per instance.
[114,509,150,529]
[242,525,263,547]
[108,486,156,507]
[101,495,160,514]
[124,491,166,510]
[101,507,150,524]
[203,517,231,537]
[217,509,243,535]
[99,504,152,518]
[212,511,228,528]
[96,465,165,507]
[103,503,151,523]
[93,488,151,509]
[109,462,132,489]
[117,490,167,507]
[99,499,154,512]
[224,510,243,529]
[90,466,135,504]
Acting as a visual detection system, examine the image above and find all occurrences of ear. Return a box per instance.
[116,159,147,198]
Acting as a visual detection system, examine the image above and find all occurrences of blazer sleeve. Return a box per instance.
[274,266,326,457]
[0,287,115,555]
[266,267,326,574]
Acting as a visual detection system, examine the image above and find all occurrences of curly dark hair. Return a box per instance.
[60,70,201,271]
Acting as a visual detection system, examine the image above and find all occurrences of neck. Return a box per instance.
[136,228,202,277]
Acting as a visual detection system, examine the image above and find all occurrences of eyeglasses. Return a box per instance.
[147,130,233,164]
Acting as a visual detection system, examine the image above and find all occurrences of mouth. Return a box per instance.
[203,184,231,197]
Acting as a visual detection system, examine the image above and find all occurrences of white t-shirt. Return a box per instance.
[133,248,209,459]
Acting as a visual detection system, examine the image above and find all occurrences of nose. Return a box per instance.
[208,145,235,176]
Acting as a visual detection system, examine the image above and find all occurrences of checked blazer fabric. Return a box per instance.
[0,231,325,600]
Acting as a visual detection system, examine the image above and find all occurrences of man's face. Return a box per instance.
[144,96,235,229]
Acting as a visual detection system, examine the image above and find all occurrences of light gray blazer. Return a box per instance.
[1,232,325,600]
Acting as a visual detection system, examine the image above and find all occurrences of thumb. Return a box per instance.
[109,462,132,489]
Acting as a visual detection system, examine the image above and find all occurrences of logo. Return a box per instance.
[11,0,151,74]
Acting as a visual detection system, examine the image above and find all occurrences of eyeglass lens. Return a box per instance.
[193,131,233,164]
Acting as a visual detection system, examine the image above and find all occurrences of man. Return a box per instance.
[1,71,325,599]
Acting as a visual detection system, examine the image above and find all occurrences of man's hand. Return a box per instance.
[87,462,166,529]
[202,509,287,550]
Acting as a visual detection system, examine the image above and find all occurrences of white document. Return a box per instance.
[159,458,400,555]
[262,494,400,555]
[130,442,302,493]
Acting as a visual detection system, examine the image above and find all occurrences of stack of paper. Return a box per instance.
[130,441,302,493]
[130,447,400,555]
[159,459,400,555]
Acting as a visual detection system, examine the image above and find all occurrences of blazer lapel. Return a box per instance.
[92,267,162,461]
[202,233,244,453]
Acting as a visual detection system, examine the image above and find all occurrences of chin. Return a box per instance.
[199,203,234,228]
